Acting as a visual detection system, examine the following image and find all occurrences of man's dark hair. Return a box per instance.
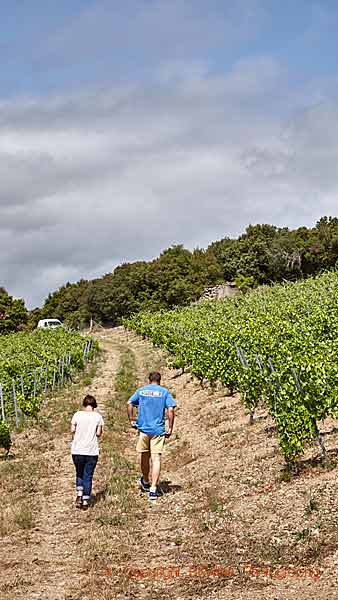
[83,394,97,408]
[149,371,161,384]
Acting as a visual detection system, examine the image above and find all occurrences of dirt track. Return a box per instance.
[0,331,119,599]
[2,328,338,599]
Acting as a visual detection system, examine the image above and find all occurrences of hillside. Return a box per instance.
[1,328,337,600]
[29,216,338,329]
[126,269,338,464]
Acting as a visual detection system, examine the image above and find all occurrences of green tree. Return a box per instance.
[0,288,27,333]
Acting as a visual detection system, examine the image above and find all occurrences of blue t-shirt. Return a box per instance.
[129,384,176,436]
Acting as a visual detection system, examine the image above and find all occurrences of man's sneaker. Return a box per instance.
[148,489,161,502]
[75,496,83,509]
[82,499,89,511]
[139,477,151,492]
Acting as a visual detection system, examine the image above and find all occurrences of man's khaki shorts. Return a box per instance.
[136,432,165,454]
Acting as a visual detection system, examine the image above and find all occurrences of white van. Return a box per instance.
[37,319,63,329]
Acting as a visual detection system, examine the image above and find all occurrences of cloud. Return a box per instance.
[1,53,338,307]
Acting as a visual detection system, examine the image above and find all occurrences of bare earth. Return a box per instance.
[2,327,338,599]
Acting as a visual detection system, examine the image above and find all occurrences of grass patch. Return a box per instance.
[13,505,34,530]
[305,496,319,516]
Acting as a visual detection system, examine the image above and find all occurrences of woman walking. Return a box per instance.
[70,394,104,510]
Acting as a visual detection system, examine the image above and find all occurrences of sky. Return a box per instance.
[2,0,338,307]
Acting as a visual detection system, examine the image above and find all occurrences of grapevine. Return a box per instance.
[0,328,97,451]
[125,271,338,462]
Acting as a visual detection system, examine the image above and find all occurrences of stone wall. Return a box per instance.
[199,283,241,302]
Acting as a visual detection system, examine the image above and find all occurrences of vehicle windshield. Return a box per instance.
[47,320,61,326]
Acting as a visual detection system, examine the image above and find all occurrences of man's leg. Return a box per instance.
[141,451,150,483]
[148,436,165,497]
[150,453,161,491]
[136,433,151,491]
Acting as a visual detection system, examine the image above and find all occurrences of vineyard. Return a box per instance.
[126,270,338,463]
[0,328,96,452]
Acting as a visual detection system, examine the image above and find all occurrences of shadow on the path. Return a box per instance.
[159,479,183,494]
[92,487,109,505]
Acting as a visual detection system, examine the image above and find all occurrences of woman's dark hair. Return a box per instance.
[83,394,97,408]
[149,371,161,384]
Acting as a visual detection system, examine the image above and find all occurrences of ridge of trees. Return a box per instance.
[29,216,338,329]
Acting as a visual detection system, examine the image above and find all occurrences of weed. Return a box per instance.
[305,497,319,516]
[294,528,310,541]
[14,506,34,530]
[206,489,224,513]
[96,515,127,527]
[279,468,292,482]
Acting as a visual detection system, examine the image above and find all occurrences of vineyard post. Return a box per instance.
[234,345,254,424]
[39,366,43,396]
[0,384,5,421]
[33,369,37,403]
[241,348,255,424]
[317,431,327,457]
[67,353,73,382]
[12,380,19,428]
[44,364,49,401]
[52,365,56,390]
[267,358,280,393]
[67,352,72,377]
[58,358,61,388]
[61,356,64,386]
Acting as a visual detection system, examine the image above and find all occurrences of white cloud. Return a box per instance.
[1,54,338,307]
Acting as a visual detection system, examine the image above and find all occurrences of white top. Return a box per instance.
[71,410,104,456]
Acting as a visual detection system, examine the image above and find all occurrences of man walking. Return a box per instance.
[127,371,176,501]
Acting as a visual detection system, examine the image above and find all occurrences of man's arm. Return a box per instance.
[127,392,139,428]
[165,407,175,437]
[127,401,136,426]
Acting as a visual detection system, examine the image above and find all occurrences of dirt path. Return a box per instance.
[0,332,120,600]
[2,328,338,600]
[118,329,338,600]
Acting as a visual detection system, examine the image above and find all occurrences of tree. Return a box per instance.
[36,215,338,328]
[0,288,27,334]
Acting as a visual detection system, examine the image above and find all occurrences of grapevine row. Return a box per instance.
[125,271,338,462]
[0,328,97,453]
